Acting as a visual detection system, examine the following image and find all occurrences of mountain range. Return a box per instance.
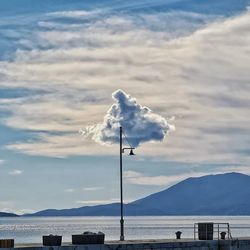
[0,212,19,217]
[23,172,250,216]
[2,172,250,217]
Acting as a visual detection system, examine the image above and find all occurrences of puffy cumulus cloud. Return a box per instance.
[81,89,174,147]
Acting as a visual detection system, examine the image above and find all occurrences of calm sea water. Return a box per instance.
[1,216,250,243]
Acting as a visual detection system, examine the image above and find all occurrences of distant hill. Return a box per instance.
[0,212,19,217]
[26,172,250,216]
[132,172,250,215]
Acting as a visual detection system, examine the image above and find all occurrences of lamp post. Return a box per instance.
[119,126,135,241]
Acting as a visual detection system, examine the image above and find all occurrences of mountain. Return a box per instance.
[0,212,19,217]
[26,172,250,216]
[132,172,250,215]
[25,203,164,217]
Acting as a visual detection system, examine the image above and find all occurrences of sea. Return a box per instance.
[1,216,250,244]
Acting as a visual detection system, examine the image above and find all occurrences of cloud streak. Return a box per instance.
[8,169,23,176]
[124,170,209,186]
[76,198,132,205]
[64,188,75,193]
[0,7,250,166]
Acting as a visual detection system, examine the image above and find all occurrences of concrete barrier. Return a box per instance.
[0,239,14,248]
[2,239,250,250]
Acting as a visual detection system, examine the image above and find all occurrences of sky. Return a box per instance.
[0,0,250,214]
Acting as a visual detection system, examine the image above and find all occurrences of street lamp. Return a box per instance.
[119,126,135,241]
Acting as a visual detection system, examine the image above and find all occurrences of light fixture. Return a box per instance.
[129,149,135,156]
[119,126,136,241]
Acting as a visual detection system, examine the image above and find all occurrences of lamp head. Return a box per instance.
[129,149,135,156]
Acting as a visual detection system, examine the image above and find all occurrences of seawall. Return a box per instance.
[3,239,250,250]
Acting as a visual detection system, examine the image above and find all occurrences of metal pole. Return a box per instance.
[120,126,124,241]
[194,224,196,240]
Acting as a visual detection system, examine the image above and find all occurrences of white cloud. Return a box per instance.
[82,187,103,191]
[0,201,32,215]
[64,188,75,193]
[0,200,34,215]
[124,170,209,186]
[16,208,35,215]
[0,8,250,166]
[218,165,250,176]
[8,169,23,176]
[81,89,174,147]
[0,201,15,212]
[64,187,103,193]
[47,10,104,19]
[76,199,116,205]
[125,166,250,187]
[6,133,117,158]
[124,169,246,186]
[76,198,132,205]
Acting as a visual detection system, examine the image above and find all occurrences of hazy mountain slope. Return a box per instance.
[132,172,250,215]
[0,212,19,217]
[27,204,121,217]
[26,203,164,217]
[27,172,250,216]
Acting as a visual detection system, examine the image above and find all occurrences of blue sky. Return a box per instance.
[0,0,250,214]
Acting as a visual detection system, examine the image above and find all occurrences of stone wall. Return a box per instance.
[3,239,250,250]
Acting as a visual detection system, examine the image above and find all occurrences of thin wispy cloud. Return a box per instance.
[0,200,34,215]
[124,170,209,186]
[82,187,103,191]
[47,10,104,19]
[0,201,16,213]
[76,198,132,205]
[64,187,103,193]
[76,199,118,205]
[0,7,249,167]
[8,169,23,176]
[64,188,75,193]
